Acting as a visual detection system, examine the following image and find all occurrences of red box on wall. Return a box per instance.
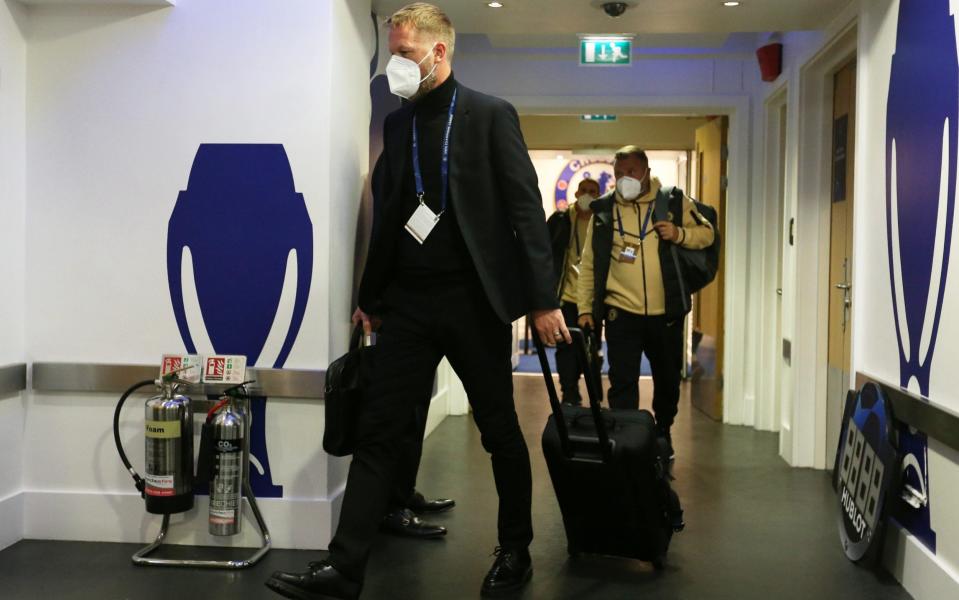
[757,43,783,82]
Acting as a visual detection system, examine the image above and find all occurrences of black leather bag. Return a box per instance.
[323,327,374,457]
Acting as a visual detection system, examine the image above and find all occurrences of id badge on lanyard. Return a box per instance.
[405,88,458,245]
[618,243,638,264]
[615,202,652,263]
[405,201,441,244]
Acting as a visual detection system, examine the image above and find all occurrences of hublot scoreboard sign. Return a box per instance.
[834,383,899,562]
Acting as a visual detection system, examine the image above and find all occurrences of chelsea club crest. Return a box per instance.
[554,157,615,210]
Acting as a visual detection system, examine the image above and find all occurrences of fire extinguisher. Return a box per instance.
[113,374,195,515]
[197,383,253,536]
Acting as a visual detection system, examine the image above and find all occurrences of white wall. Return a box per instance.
[0,0,26,365]
[855,0,959,596]
[15,0,373,549]
[325,0,375,504]
[328,0,373,360]
[24,1,331,368]
[0,0,27,552]
[746,29,828,445]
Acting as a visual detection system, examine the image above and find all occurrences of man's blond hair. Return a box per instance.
[389,3,456,61]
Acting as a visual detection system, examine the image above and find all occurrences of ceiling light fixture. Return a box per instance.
[488,2,504,7]
[723,1,741,6]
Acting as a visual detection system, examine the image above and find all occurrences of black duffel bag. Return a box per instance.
[323,326,375,456]
[656,186,721,295]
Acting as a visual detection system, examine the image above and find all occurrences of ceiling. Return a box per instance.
[372,0,850,41]
[16,0,173,5]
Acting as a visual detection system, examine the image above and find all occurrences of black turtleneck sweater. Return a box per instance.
[395,75,476,285]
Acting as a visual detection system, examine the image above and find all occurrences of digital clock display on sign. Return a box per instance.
[835,383,898,562]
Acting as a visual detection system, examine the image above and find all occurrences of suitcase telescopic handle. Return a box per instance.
[532,324,613,463]
[568,327,613,462]
[531,327,573,459]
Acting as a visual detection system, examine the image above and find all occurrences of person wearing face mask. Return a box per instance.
[546,178,601,406]
[266,4,567,600]
[576,146,714,461]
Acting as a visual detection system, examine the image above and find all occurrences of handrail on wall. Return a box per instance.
[856,372,959,454]
[31,362,325,400]
[0,364,27,398]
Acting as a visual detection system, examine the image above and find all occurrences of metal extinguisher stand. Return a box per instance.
[133,389,272,569]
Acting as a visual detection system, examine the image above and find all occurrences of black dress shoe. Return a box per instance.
[481,546,532,596]
[380,508,447,539]
[265,560,361,600]
[406,490,456,513]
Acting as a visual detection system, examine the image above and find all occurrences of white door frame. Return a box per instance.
[757,85,789,436]
[786,23,858,468]
[505,94,752,426]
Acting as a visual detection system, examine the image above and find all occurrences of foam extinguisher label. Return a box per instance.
[145,475,175,496]
[145,420,181,439]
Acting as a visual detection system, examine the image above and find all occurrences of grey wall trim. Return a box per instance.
[856,372,959,454]
[0,364,27,398]
[32,362,325,400]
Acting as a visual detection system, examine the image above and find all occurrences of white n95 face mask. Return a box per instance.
[575,193,596,205]
[386,43,437,99]
[616,176,644,201]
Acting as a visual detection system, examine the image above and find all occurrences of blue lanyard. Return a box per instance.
[412,87,458,214]
[615,202,655,241]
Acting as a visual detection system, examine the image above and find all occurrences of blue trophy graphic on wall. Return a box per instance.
[884,0,956,553]
[886,0,957,396]
[167,144,314,498]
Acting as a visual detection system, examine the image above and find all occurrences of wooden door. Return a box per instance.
[826,61,857,459]
[690,117,727,420]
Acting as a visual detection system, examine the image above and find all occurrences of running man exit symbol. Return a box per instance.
[580,37,632,66]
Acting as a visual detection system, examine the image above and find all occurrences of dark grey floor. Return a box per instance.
[0,376,910,600]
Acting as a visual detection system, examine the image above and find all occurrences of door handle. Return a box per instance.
[776,288,783,296]
[835,283,851,291]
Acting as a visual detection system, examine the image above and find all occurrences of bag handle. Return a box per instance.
[349,324,377,350]
[567,327,613,463]
[533,325,613,463]
[531,325,573,459]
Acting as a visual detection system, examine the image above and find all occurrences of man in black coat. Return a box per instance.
[266,4,569,599]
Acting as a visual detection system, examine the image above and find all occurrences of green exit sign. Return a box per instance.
[580,37,632,66]
[581,114,617,122]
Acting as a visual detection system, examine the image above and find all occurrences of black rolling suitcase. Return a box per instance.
[535,327,683,568]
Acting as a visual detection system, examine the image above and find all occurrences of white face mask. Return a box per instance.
[616,170,648,201]
[386,43,437,99]
[616,177,643,201]
[575,193,596,206]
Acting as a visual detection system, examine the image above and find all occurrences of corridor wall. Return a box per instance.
[856,0,959,597]
[0,0,27,552]
[14,0,373,549]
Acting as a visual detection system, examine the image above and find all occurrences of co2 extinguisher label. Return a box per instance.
[203,355,247,384]
[210,441,241,519]
[145,474,175,496]
[145,420,181,439]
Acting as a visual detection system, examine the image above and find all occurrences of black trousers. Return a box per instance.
[389,403,428,508]
[554,301,584,403]
[604,308,683,428]
[328,281,533,582]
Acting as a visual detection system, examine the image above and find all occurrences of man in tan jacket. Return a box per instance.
[577,146,714,459]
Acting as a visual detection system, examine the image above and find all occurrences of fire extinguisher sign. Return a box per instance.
[203,355,248,384]
[159,354,202,383]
